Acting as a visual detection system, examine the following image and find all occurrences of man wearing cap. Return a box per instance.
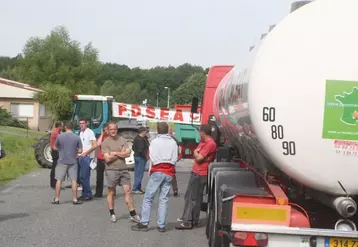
[132,126,150,194]
[175,124,217,229]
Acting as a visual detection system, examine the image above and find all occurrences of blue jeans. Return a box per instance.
[79,156,92,197]
[140,172,173,228]
[133,156,147,192]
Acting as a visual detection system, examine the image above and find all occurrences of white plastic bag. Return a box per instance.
[147,159,152,174]
[90,158,97,170]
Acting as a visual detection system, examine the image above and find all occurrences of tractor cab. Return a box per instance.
[71,95,113,137]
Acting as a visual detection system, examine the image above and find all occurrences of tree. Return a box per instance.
[116,82,142,103]
[17,25,101,93]
[16,26,102,120]
[33,84,73,121]
[0,25,212,111]
[172,72,207,104]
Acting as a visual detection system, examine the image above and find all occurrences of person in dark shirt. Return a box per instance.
[132,127,150,194]
[94,123,109,197]
[169,128,180,196]
[50,121,63,189]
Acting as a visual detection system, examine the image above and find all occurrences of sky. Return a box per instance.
[0,0,299,69]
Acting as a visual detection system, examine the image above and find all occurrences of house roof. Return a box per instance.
[0,77,43,99]
[0,77,42,93]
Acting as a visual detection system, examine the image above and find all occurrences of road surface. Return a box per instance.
[0,160,208,247]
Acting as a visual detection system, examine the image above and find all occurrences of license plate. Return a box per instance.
[327,237,358,247]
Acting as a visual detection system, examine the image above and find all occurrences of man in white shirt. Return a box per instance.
[78,119,98,200]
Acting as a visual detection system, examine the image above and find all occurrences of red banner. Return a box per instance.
[112,102,201,125]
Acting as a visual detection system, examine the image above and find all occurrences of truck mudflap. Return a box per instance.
[230,223,358,247]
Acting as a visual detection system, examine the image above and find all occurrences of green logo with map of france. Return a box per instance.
[322,80,358,141]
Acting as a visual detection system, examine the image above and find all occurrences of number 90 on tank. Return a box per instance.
[214,0,358,197]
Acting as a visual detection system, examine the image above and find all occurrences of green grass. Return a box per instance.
[0,133,39,184]
[0,125,47,136]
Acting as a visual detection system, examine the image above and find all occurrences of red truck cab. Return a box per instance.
[201,65,234,125]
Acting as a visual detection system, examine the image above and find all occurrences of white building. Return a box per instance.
[0,77,53,131]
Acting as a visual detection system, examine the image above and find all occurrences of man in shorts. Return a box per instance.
[51,122,83,205]
[102,122,140,223]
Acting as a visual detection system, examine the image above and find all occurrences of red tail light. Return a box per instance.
[232,232,268,246]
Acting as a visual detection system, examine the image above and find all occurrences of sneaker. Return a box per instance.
[173,189,178,197]
[51,198,59,204]
[132,190,145,194]
[157,227,166,232]
[177,217,184,222]
[110,214,117,223]
[77,186,82,191]
[131,223,148,232]
[72,200,83,205]
[78,196,93,201]
[175,222,192,229]
[130,214,141,223]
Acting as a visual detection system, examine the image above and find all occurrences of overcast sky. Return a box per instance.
[0,0,298,69]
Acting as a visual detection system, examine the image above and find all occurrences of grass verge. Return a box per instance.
[0,125,47,136]
[0,133,39,184]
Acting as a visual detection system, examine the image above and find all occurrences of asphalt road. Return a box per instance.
[0,160,209,247]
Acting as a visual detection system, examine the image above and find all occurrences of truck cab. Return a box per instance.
[71,94,113,137]
[34,94,140,169]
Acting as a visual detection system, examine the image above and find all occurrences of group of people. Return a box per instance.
[49,119,217,231]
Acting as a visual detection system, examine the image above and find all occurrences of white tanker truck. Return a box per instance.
[204,0,358,246]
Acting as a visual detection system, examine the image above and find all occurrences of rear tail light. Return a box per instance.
[232,232,268,246]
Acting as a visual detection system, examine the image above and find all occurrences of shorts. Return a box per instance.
[105,169,131,188]
[55,163,77,181]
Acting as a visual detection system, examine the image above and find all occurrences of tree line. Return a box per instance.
[0,26,208,120]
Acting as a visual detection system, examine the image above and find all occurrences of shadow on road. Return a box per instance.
[0,213,29,222]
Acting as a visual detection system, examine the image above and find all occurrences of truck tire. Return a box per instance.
[206,162,241,238]
[34,134,53,169]
[0,149,5,159]
[208,200,221,247]
[208,170,266,247]
[118,130,137,171]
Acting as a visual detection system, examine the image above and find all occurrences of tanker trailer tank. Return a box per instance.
[213,0,358,218]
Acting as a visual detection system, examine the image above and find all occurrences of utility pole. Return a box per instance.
[164,87,170,108]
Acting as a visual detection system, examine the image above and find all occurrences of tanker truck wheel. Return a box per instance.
[118,130,137,171]
[34,134,53,169]
[208,199,221,247]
